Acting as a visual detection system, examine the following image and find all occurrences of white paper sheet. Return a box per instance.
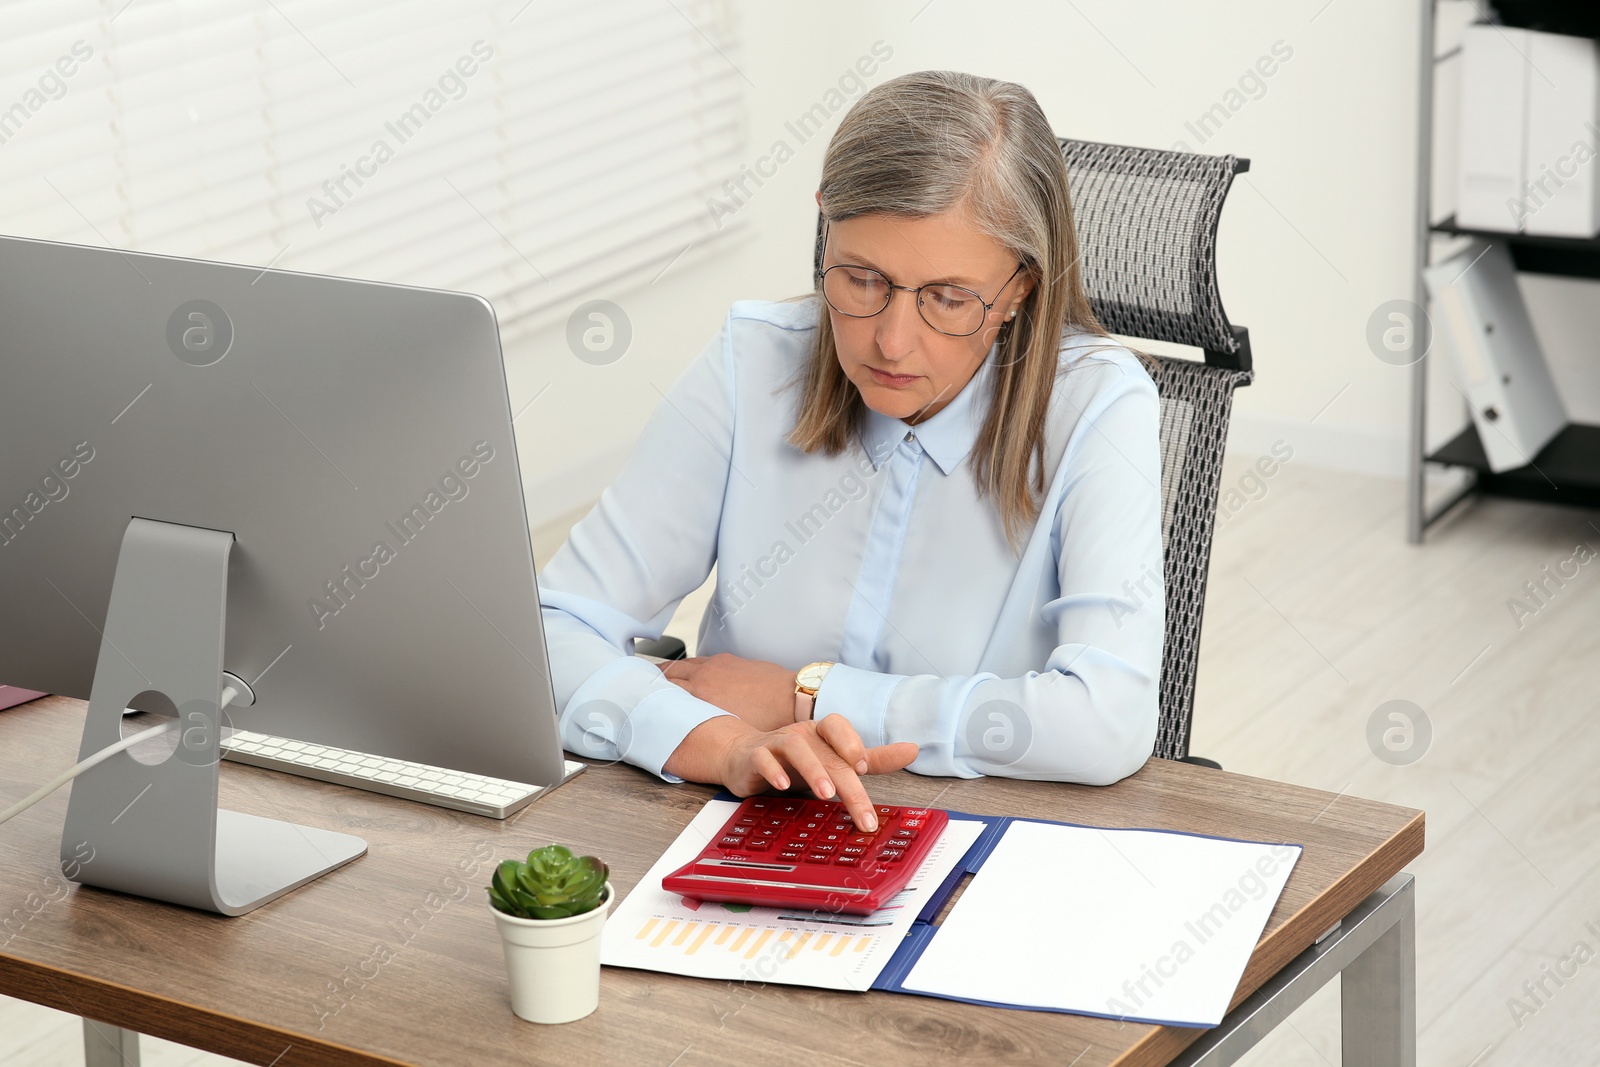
[601,799,985,991]
[899,820,1300,1026]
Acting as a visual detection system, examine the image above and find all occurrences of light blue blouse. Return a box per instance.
[536,296,1165,786]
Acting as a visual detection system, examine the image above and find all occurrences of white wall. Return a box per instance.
[508,0,1600,532]
[5,4,1590,531]
[504,3,881,526]
[858,0,1432,481]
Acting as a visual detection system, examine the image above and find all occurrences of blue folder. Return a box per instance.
[872,810,1302,1028]
[708,793,1300,1027]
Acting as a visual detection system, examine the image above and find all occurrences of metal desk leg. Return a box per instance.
[83,1019,141,1067]
[1172,874,1416,1066]
[1341,877,1416,1067]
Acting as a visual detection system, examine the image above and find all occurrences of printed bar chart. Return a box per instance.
[633,916,874,958]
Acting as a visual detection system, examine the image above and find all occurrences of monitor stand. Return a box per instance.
[60,517,366,916]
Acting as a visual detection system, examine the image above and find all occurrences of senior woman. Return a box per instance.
[537,69,1165,832]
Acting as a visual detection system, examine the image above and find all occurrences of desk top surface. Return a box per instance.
[0,697,1423,1067]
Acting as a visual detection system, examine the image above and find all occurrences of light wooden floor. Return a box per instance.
[5,454,1598,1067]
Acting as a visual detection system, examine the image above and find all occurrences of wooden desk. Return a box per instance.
[0,697,1423,1067]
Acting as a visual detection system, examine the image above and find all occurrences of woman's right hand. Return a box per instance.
[663,714,918,832]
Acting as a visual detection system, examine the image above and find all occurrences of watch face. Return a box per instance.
[799,663,830,689]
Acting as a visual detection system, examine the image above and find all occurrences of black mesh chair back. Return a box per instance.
[1067,139,1253,761]
[810,138,1253,762]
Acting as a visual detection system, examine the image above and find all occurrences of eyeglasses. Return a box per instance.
[814,222,1027,338]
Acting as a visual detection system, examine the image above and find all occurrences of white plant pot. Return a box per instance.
[490,883,613,1024]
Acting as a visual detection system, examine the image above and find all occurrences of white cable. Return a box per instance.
[0,685,241,827]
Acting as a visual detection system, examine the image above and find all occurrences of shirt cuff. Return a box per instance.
[561,656,731,782]
[813,663,903,749]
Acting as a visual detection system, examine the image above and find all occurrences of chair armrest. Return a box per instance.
[634,635,688,661]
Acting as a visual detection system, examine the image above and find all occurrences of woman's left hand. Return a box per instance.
[658,653,796,732]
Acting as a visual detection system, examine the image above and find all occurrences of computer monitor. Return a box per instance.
[0,233,567,912]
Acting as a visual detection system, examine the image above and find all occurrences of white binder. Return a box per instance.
[1458,25,1600,237]
[1458,25,1529,232]
[1423,239,1566,472]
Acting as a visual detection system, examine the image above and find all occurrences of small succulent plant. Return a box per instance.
[488,844,610,920]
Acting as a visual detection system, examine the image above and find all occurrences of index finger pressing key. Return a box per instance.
[828,764,879,833]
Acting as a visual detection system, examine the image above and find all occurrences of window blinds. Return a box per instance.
[0,0,747,341]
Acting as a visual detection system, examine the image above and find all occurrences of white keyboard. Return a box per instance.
[220,729,585,819]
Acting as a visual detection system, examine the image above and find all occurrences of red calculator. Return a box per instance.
[661,796,949,915]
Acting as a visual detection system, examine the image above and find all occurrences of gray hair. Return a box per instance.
[790,70,1111,553]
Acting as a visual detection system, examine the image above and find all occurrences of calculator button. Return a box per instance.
[830,822,850,832]
[904,809,930,817]
[891,829,915,841]
[729,825,751,836]
[803,820,823,830]
[718,836,744,848]
[841,845,866,856]
[903,818,925,829]
[756,828,779,838]
[778,849,802,859]
[878,848,904,861]
[791,831,813,841]
[822,832,843,843]
[737,815,758,825]
[749,800,770,811]
[877,806,894,816]
[847,834,873,846]
[763,817,786,827]
[810,844,836,854]
[746,839,771,851]
[804,853,831,863]
[834,855,859,866]
[776,802,802,814]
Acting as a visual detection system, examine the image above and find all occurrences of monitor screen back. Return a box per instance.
[0,234,565,787]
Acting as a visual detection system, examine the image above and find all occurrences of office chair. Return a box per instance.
[638,138,1253,769]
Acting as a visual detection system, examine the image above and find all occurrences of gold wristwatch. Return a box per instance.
[793,661,835,722]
